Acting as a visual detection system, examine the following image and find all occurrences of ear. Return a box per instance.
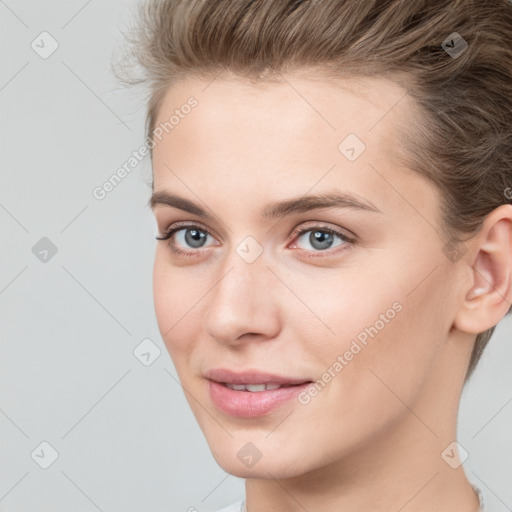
[453,204,512,335]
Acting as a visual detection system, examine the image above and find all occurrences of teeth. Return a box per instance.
[224,383,284,392]
[262,383,281,391]
[244,384,267,392]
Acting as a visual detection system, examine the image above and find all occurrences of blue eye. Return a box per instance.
[156,223,355,258]
[293,227,349,252]
[171,226,210,249]
[156,224,214,257]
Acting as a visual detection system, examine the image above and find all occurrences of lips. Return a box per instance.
[208,380,312,418]
[205,368,313,418]
[205,368,312,386]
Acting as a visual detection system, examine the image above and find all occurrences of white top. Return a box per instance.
[211,485,486,512]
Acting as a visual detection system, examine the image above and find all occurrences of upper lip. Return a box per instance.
[205,368,312,385]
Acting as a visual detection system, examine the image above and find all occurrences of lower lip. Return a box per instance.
[208,380,311,418]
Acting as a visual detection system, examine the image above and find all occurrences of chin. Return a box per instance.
[208,440,312,480]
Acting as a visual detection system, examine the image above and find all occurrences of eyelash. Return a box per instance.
[155,222,356,259]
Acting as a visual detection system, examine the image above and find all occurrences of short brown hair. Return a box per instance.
[115,0,512,382]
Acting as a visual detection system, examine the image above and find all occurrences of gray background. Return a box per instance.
[1,1,510,511]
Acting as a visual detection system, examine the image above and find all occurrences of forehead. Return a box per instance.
[154,72,408,134]
[152,71,412,168]
[150,72,435,219]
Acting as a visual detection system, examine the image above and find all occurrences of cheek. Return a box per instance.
[152,252,203,358]
[276,271,444,465]
[296,254,448,411]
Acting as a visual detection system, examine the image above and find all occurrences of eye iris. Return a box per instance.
[311,230,334,250]
[185,228,207,248]
[175,228,340,251]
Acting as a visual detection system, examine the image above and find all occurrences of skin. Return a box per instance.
[149,70,512,512]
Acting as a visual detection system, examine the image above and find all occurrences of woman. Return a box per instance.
[117,0,512,510]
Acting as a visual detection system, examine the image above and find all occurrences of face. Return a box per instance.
[150,71,462,479]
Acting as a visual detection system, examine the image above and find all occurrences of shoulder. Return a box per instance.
[210,499,245,512]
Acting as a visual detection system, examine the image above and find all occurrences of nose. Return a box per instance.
[203,248,281,346]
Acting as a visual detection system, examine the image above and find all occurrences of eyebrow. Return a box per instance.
[149,190,382,220]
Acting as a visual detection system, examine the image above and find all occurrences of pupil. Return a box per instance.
[311,231,333,250]
[185,229,206,248]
